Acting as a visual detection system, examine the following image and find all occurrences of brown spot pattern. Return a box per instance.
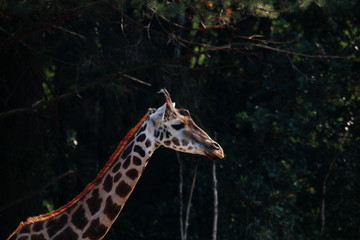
[132,155,142,165]
[164,140,171,146]
[103,175,113,193]
[139,123,147,133]
[166,131,171,138]
[47,214,68,238]
[104,196,121,221]
[134,145,145,157]
[120,141,134,159]
[32,221,43,232]
[172,137,180,146]
[154,130,160,138]
[122,155,131,169]
[31,234,45,240]
[136,134,146,142]
[112,162,122,173]
[18,236,28,240]
[71,205,88,230]
[19,225,30,234]
[116,181,132,198]
[126,169,139,180]
[114,172,122,182]
[83,218,107,240]
[86,189,102,216]
[181,139,189,146]
[145,139,151,148]
[53,227,78,240]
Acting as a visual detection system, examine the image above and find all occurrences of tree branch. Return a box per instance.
[173,34,350,59]
[212,132,219,240]
[53,25,87,40]
[212,158,218,240]
[177,152,200,240]
[246,43,350,59]
[177,152,185,240]
[320,157,337,236]
[202,42,350,59]
[184,159,199,239]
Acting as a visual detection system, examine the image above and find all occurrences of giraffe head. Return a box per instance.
[148,89,224,159]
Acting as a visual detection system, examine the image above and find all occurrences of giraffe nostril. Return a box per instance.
[211,142,221,150]
[204,141,224,159]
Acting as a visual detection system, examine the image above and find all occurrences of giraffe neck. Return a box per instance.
[8,113,156,240]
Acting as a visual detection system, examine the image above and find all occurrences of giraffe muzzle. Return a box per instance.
[204,141,225,159]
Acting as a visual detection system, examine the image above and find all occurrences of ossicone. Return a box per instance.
[158,89,174,107]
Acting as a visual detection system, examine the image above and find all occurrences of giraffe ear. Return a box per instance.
[150,103,167,123]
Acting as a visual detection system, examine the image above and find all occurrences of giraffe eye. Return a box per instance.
[179,109,190,116]
[171,122,185,130]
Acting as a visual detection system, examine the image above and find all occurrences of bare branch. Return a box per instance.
[286,54,309,79]
[200,42,349,59]
[184,159,199,239]
[173,34,350,59]
[234,35,295,45]
[212,132,219,240]
[212,159,218,240]
[177,152,185,240]
[321,157,337,236]
[246,43,350,59]
[53,25,87,40]
[177,152,200,240]
[122,74,151,86]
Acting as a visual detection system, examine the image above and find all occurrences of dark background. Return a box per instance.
[1,1,359,239]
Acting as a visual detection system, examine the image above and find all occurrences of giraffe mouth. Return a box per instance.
[205,149,225,159]
[204,141,225,159]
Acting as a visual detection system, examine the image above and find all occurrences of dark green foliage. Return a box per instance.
[1,1,359,239]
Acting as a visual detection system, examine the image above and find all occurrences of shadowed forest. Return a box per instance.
[1,0,359,239]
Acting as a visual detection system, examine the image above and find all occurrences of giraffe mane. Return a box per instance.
[14,112,149,229]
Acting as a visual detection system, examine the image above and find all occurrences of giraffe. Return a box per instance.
[6,89,224,240]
